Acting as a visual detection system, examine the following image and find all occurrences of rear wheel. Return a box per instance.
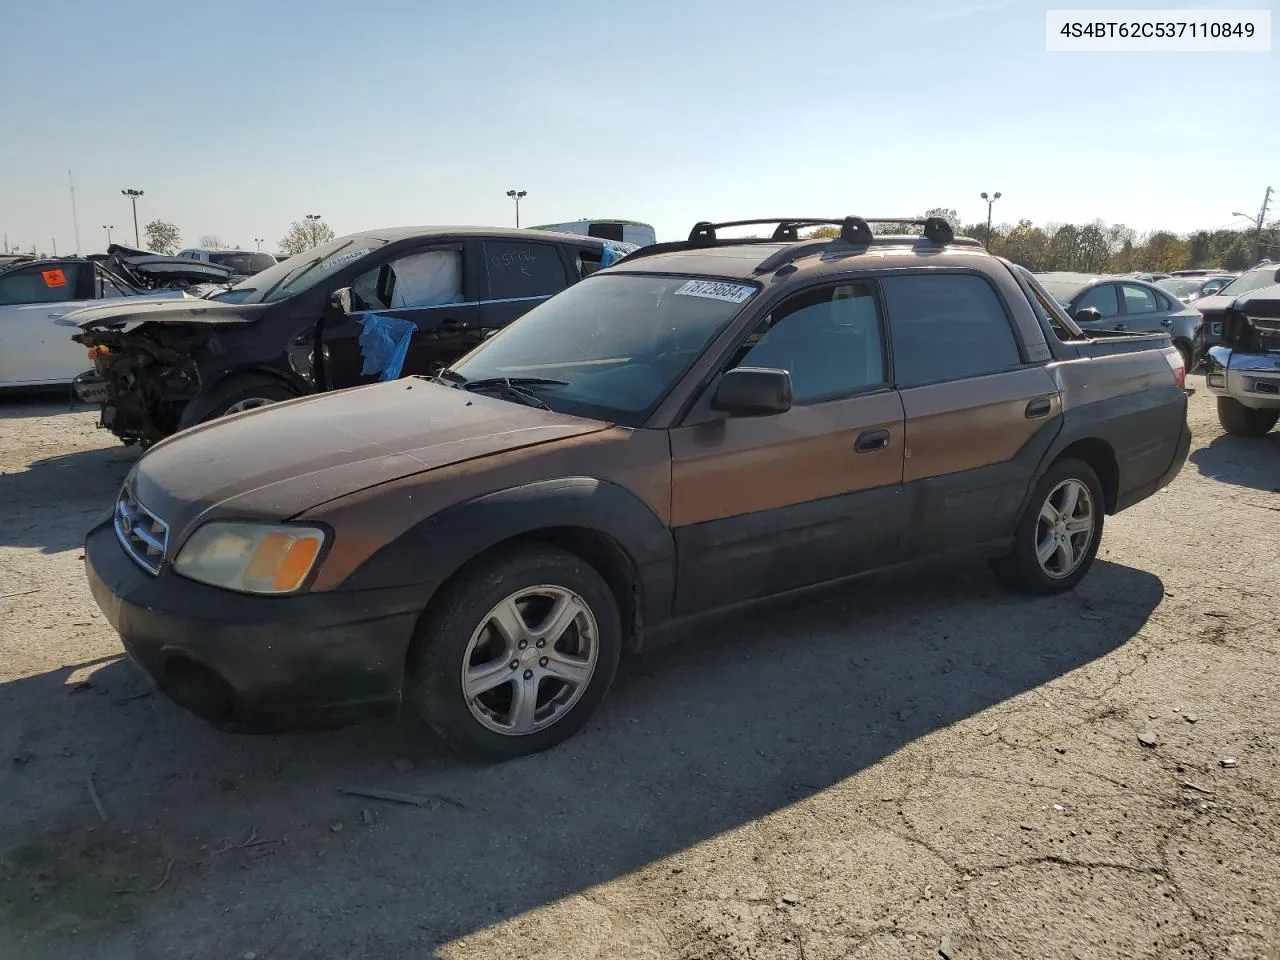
[992,457,1105,595]
[1217,397,1279,437]
[406,547,622,760]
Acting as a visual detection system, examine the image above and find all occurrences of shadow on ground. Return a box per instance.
[0,558,1163,958]
[1189,429,1280,493]
[0,441,137,552]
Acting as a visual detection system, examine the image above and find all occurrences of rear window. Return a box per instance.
[484,241,567,300]
[208,252,277,275]
[881,273,1023,387]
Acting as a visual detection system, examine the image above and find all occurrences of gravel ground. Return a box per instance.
[1,380,1277,960]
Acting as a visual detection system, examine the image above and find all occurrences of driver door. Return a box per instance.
[322,242,482,389]
[668,281,907,615]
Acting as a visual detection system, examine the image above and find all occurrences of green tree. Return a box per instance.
[143,219,181,255]
[279,218,336,255]
[996,219,1050,270]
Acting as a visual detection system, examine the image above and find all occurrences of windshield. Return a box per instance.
[1035,277,1090,306]
[207,251,277,275]
[1216,267,1280,298]
[1157,278,1203,299]
[214,237,386,304]
[448,273,760,426]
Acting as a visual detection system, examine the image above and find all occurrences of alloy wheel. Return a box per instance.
[460,585,599,736]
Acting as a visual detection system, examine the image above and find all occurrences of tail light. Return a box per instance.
[1164,348,1186,390]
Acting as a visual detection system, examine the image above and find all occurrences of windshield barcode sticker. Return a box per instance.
[674,279,756,303]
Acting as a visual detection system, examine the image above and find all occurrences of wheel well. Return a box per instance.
[207,366,306,398]
[1055,439,1119,513]
[418,527,644,653]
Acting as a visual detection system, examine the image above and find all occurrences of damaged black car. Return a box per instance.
[69,226,634,446]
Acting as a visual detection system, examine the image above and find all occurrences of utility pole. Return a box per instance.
[254,237,265,251]
[1234,186,1274,264]
[121,188,144,245]
[980,191,1002,250]
[102,225,114,245]
[52,238,57,256]
[69,170,81,254]
[505,189,527,228]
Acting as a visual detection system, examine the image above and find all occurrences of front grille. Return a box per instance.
[114,487,169,575]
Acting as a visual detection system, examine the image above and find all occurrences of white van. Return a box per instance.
[528,219,656,248]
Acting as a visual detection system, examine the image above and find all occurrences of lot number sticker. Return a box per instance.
[673,279,755,303]
[42,268,68,288]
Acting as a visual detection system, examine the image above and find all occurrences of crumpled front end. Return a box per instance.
[72,326,214,445]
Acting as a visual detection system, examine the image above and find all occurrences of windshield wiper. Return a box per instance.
[431,368,467,385]
[459,376,566,410]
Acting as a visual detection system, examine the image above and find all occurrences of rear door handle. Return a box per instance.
[1025,397,1052,419]
[854,429,890,453]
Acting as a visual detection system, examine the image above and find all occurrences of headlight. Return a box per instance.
[174,522,327,595]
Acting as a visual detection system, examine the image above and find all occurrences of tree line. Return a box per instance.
[807,208,1274,274]
[133,217,337,257]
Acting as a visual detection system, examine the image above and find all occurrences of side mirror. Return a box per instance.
[1074,306,1102,324]
[710,366,792,417]
[329,287,354,314]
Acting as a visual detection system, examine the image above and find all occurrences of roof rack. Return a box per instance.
[611,215,967,269]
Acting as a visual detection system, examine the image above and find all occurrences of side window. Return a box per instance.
[576,249,603,279]
[726,281,885,404]
[0,264,84,306]
[880,273,1022,388]
[1121,283,1158,314]
[1075,283,1120,317]
[350,248,463,311]
[483,241,567,300]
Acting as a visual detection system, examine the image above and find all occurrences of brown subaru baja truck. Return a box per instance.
[83,216,1191,760]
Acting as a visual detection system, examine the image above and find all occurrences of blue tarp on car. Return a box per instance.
[356,313,416,381]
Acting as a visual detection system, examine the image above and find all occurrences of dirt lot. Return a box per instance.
[0,381,1277,960]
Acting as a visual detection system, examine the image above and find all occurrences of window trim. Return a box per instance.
[0,261,91,306]
[877,268,1034,390]
[479,238,570,302]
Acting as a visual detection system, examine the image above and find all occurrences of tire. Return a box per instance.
[406,546,622,760]
[1217,397,1279,437]
[991,457,1106,596]
[178,376,299,430]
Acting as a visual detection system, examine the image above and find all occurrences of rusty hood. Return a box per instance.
[128,378,610,543]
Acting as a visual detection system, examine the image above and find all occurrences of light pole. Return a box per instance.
[1234,185,1273,264]
[980,191,1002,250]
[102,225,114,245]
[121,188,144,245]
[505,189,527,228]
[254,237,265,251]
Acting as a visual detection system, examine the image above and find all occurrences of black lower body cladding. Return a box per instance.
[83,521,432,731]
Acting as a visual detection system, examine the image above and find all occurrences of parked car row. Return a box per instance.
[81,215,1193,760]
[1036,261,1280,377]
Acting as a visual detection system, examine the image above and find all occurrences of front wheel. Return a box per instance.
[1217,397,1279,437]
[406,547,622,760]
[177,376,300,430]
[991,457,1105,595]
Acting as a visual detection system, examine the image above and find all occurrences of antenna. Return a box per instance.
[68,170,81,255]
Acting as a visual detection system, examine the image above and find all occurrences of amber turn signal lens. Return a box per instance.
[244,531,324,593]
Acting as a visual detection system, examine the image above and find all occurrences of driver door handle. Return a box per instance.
[854,429,890,453]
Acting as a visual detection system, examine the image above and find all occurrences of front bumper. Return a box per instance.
[72,369,109,404]
[1204,347,1280,410]
[84,520,431,731]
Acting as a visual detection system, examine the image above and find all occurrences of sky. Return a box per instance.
[0,0,1275,255]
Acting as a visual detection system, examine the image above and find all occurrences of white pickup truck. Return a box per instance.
[1204,284,1280,436]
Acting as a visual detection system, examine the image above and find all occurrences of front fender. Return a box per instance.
[339,477,677,627]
